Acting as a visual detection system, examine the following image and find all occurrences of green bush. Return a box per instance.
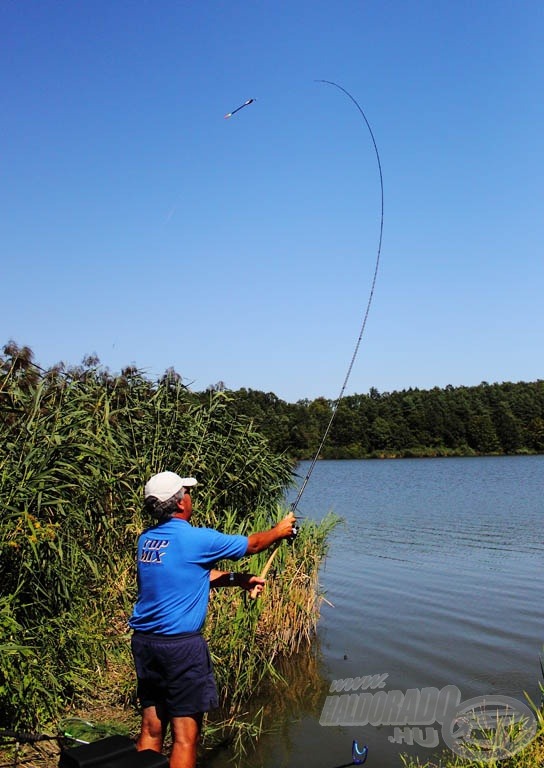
[0,345,334,734]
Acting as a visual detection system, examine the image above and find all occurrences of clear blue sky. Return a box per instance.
[2,1,542,402]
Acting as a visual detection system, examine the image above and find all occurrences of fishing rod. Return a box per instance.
[290,80,384,515]
[250,80,384,598]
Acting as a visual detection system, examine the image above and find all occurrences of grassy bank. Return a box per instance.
[401,699,544,768]
[401,730,544,768]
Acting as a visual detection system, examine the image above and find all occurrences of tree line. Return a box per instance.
[3,341,543,462]
[205,380,544,459]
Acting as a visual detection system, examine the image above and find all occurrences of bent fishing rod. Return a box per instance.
[250,80,384,598]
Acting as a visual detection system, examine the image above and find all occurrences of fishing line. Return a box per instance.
[290,80,384,515]
[250,81,383,598]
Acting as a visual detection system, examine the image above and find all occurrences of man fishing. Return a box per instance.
[129,471,296,768]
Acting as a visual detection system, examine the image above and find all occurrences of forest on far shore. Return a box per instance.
[2,341,543,460]
[204,379,544,459]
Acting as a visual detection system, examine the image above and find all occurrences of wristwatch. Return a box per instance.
[228,572,236,585]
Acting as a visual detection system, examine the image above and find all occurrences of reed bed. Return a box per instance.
[0,345,339,752]
[205,509,338,708]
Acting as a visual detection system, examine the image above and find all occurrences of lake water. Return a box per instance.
[234,456,543,767]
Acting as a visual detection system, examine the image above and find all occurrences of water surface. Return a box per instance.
[215,456,544,767]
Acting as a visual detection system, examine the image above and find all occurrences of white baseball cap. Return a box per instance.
[144,471,198,502]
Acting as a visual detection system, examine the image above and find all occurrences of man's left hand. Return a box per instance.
[240,574,265,594]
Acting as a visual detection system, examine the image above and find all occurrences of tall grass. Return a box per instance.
[0,344,338,743]
[206,508,339,710]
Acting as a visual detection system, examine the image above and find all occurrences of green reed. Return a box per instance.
[0,346,337,746]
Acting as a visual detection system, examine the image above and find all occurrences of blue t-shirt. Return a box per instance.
[129,518,248,634]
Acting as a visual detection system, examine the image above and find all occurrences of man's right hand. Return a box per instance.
[275,511,297,539]
[246,512,298,555]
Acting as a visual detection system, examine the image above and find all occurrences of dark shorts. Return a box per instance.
[131,631,219,717]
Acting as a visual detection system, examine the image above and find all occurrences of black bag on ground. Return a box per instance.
[59,735,167,768]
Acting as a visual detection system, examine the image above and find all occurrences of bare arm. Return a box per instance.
[209,569,229,586]
[245,512,296,555]
[209,569,265,595]
[208,513,296,593]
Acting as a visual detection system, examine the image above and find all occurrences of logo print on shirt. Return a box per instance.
[140,538,170,563]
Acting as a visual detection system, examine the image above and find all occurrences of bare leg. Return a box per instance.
[169,714,202,768]
[137,705,168,753]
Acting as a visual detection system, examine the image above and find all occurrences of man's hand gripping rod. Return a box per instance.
[249,508,298,599]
